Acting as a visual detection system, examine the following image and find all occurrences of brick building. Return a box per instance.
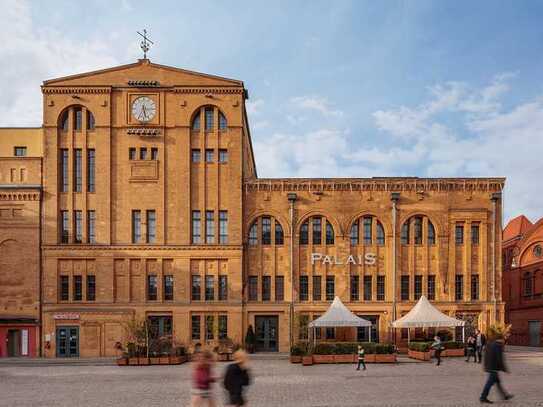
[0,59,505,357]
[503,216,543,346]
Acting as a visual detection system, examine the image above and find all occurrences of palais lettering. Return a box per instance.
[311,253,377,266]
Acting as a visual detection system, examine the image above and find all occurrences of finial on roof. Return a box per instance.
[137,29,154,60]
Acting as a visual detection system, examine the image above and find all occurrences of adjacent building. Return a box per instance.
[503,215,543,346]
[0,58,505,357]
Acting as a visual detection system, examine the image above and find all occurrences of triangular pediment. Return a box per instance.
[43,59,243,88]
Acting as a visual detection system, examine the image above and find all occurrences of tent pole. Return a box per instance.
[407,328,410,344]
[369,326,372,343]
[462,325,465,343]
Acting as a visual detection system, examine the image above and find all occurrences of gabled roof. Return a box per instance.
[392,296,465,328]
[503,215,533,242]
[308,297,372,327]
[43,59,243,88]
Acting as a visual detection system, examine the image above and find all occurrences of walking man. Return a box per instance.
[356,345,366,371]
[431,336,444,366]
[476,329,486,364]
[479,332,514,404]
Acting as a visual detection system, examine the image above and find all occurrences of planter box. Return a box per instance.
[150,357,161,365]
[443,348,464,357]
[169,356,187,365]
[159,356,170,365]
[116,357,128,366]
[334,354,356,363]
[375,354,396,363]
[138,357,150,365]
[312,354,335,364]
[289,355,302,364]
[364,354,376,363]
[302,356,313,366]
[408,349,431,361]
[128,357,139,366]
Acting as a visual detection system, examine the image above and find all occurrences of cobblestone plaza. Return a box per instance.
[1,348,542,407]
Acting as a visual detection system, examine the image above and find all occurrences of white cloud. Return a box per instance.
[246,98,264,116]
[290,95,344,117]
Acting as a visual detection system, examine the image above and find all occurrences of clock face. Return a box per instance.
[131,96,156,122]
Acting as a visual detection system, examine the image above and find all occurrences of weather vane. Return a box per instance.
[137,29,154,59]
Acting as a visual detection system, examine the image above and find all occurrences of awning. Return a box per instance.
[392,296,465,328]
[309,296,372,328]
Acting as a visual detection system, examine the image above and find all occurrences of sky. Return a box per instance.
[1,0,543,224]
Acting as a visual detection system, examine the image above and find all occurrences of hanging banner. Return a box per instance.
[21,329,29,356]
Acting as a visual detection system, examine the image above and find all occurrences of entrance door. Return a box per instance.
[528,321,541,346]
[357,315,379,343]
[255,316,278,352]
[56,327,79,357]
[7,330,20,357]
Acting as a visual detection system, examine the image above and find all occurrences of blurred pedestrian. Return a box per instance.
[224,349,251,406]
[475,329,486,364]
[466,335,477,363]
[356,345,366,371]
[479,331,514,404]
[431,336,444,366]
[191,351,216,407]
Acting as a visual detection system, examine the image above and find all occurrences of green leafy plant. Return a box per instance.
[442,341,464,349]
[290,343,305,356]
[408,341,431,352]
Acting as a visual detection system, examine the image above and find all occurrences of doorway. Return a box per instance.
[255,316,278,352]
[56,327,79,357]
[357,315,379,343]
[528,321,541,347]
[7,330,21,357]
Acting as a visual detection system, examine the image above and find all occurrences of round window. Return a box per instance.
[533,244,543,258]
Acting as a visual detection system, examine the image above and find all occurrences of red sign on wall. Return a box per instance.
[53,313,80,320]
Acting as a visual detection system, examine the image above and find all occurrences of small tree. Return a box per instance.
[245,325,256,353]
[123,317,150,357]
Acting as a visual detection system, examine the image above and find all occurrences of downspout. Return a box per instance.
[287,193,297,351]
[491,192,501,324]
[390,192,400,342]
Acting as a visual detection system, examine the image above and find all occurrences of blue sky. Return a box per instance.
[2,0,543,223]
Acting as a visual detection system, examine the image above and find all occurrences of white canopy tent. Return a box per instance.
[309,296,373,342]
[392,295,466,342]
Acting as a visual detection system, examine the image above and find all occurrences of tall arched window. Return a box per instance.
[219,112,227,130]
[191,106,228,132]
[350,215,385,246]
[401,216,436,246]
[248,216,284,246]
[58,106,96,132]
[299,216,334,245]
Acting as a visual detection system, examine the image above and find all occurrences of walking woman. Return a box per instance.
[224,349,251,407]
[431,336,444,366]
[190,351,216,407]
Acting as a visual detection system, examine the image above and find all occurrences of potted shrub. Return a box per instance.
[312,343,335,364]
[170,346,186,364]
[245,325,256,354]
[374,343,396,363]
[360,343,376,363]
[158,337,172,364]
[126,342,139,365]
[290,343,304,363]
[408,341,431,361]
[442,341,465,357]
[333,342,357,363]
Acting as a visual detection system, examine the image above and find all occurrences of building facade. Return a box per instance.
[0,59,505,357]
[503,216,543,346]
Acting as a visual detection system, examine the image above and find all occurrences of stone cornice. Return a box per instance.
[244,178,505,193]
[173,87,244,95]
[0,191,41,201]
[42,86,111,94]
[42,244,243,252]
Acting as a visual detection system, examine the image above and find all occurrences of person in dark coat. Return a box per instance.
[475,329,487,364]
[430,336,444,366]
[465,335,477,363]
[224,349,251,406]
[479,335,513,404]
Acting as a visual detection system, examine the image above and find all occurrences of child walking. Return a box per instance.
[356,345,366,371]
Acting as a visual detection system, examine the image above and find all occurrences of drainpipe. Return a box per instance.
[491,192,501,324]
[287,193,297,351]
[390,192,400,342]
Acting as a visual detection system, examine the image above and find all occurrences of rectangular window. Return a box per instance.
[74,149,82,192]
[219,275,228,301]
[73,275,82,301]
[298,314,309,340]
[219,211,228,244]
[414,275,423,299]
[262,217,271,245]
[59,275,69,301]
[219,315,228,340]
[248,276,258,301]
[146,210,156,243]
[87,149,95,192]
[350,222,359,245]
[326,327,335,340]
[299,276,309,301]
[192,210,201,244]
[87,210,96,244]
[377,276,385,301]
[312,217,322,245]
[191,275,201,301]
[350,275,360,301]
[191,315,201,340]
[363,217,372,245]
[129,148,136,160]
[74,210,83,243]
[275,276,284,301]
[206,315,214,340]
[147,275,158,301]
[75,108,82,130]
[151,148,158,160]
[164,275,174,301]
[427,275,436,300]
[471,224,480,245]
[60,210,69,243]
[14,146,27,157]
[455,275,464,301]
[313,276,321,301]
[132,210,141,243]
[205,275,215,301]
[219,149,228,163]
[205,107,214,131]
[206,211,215,243]
[86,275,96,301]
[139,148,147,160]
[363,276,372,301]
[414,217,423,245]
[326,276,335,301]
[471,274,479,301]
[401,276,410,301]
[191,149,201,163]
[455,224,464,245]
[262,276,271,301]
[205,149,214,163]
[60,149,69,192]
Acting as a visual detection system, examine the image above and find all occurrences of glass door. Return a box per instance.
[255,316,278,352]
[56,327,79,357]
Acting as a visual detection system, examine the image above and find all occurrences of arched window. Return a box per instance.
[58,106,95,131]
[326,221,334,245]
[191,106,228,132]
[401,222,409,244]
[74,107,83,130]
[428,221,436,245]
[300,216,335,245]
[300,221,309,245]
[401,216,436,246]
[219,112,227,130]
[205,107,214,131]
[60,110,69,131]
[350,215,385,246]
[191,113,200,131]
[248,216,285,246]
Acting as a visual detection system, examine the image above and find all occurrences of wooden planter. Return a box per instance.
[312,354,335,364]
[150,357,161,365]
[116,357,128,366]
[169,356,187,365]
[159,356,170,365]
[443,348,464,357]
[302,356,313,366]
[375,354,396,363]
[408,349,431,361]
[138,357,150,365]
[289,355,302,364]
[334,354,356,363]
[364,354,376,363]
[128,357,139,366]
